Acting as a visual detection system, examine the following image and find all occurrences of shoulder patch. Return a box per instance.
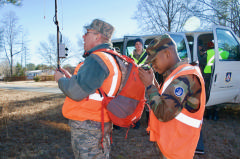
[174,87,184,97]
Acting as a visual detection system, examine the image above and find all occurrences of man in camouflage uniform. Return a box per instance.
[55,19,118,159]
[138,34,204,158]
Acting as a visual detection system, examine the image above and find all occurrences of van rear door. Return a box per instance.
[207,26,240,106]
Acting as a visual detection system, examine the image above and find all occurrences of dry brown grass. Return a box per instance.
[1,90,58,121]
[0,87,240,159]
[0,81,58,88]
[0,89,72,158]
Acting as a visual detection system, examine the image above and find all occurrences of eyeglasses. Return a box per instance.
[84,31,99,36]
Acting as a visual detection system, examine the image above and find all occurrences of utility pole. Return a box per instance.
[55,0,60,69]
[25,47,27,71]
[10,46,13,76]
[21,33,23,68]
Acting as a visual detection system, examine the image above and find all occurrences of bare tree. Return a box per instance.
[0,59,10,77]
[191,0,240,36]
[229,0,240,36]
[38,35,56,69]
[38,34,72,69]
[75,35,84,62]
[0,0,22,52]
[0,29,3,49]
[1,11,23,77]
[0,0,21,6]
[134,0,196,33]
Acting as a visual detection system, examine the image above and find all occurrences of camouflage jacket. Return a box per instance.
[146,62,202,122]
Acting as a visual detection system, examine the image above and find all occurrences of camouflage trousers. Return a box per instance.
[69,120,112,159]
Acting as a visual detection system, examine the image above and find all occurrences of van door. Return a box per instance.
[206,26,240,106]
[122,36,140,56]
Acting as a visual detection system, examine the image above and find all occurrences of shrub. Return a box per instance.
[33,76,40,82]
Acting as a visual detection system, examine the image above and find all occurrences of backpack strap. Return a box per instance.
[98,88,113,152]
[94,48,131,63]
[95,48,118,56]
[96,88,105,152]
[101,95,105,152]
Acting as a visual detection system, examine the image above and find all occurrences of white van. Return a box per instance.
[112,25,240,107]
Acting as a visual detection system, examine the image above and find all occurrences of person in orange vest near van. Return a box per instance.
[54,19,121,159]
[138,34,206,159]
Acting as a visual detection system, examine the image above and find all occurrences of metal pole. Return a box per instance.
[55,0,60,69]
[25,47,26,71]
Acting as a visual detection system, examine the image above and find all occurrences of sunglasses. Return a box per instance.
[84,31,99,36]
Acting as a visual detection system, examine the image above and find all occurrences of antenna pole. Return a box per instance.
[55,0,60,69]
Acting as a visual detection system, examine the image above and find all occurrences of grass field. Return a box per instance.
[0,86,240,159]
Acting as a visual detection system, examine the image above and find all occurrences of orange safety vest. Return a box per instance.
[147,64,206,159]
[62,51,122,122]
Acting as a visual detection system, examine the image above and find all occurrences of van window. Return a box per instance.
[216,29,240,61]
[145,39,153,48]
[170,34,188,60]
[113,42,123,54]
[145,34,188,61]
[126,40,136,56]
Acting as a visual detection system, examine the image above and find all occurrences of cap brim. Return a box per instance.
[84,25,92,30]
[144,54,157,64]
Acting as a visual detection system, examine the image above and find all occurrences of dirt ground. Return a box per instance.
[0,81,240,159]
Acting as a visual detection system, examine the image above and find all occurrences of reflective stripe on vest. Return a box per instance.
[161,65,202,94]
[204,48,229,73]
[204,49,215,73]
[175,112,202,128]
[89,93,103,101]
[105,53,119,97]
[130,50,147,65]
[87,53,120,101]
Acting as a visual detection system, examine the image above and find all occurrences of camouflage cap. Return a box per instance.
[84,19,114,39]
[145,34,176,64]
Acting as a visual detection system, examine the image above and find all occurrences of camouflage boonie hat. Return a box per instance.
[84,19,114,39]
[145,34,176,64]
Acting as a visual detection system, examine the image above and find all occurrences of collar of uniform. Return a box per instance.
[163,62,183,80]
[83,43,113,58]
